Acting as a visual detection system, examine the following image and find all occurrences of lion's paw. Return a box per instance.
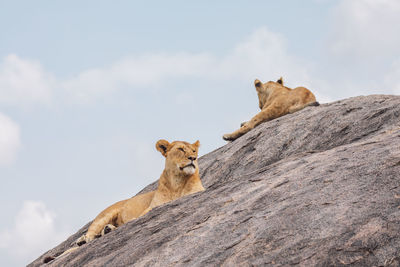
[76,235,91,246]
[223,134,234,141]
[101,224,116,236]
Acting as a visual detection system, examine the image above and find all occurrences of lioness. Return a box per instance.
[223,77,319,141]
[44,139,204,263]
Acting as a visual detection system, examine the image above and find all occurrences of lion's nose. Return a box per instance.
[188,156,196,161]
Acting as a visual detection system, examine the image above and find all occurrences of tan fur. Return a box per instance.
[45,139,204,263]
[79,139,203,243]
[223,77,318,141]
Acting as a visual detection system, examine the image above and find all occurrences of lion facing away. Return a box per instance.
[44,139,204,263]
[223,77,319,141]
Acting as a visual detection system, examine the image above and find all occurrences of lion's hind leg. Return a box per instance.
[288,105,305,114]
[288,101,319,114]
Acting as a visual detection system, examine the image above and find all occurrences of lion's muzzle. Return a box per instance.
[180,163,196,170]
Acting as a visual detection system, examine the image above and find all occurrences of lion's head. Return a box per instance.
[254,77,284,109]
[156,139,200,176]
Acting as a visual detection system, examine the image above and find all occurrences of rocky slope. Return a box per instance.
[30,95,400,266]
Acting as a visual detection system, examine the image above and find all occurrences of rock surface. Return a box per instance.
[30,95,400,267]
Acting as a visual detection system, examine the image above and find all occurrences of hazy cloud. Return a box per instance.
[0,201,69,266]
[329,0,400,61]
[219,27,309,83]
[385,59,400,94]
[62,27,312,102]
[0,27,325,106]
[0,54,54,107]
[62,53,214,102]
[2,15,399,108]
[0,112,21,166]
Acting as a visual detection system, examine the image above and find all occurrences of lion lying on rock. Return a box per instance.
[223,77,319,141]
[44,139,204,263]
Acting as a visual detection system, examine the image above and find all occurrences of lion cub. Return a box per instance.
[44,139,203,263]
[223,77,318,141]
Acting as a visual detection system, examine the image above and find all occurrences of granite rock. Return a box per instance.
[30,95,400,267]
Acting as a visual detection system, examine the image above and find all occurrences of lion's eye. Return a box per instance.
[178,148,185,153]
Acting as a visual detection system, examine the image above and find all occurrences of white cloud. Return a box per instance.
[0,54,54,107]
[329,0,400,61]
[219,27,309,82]
[1,16,398,108]
[62,53,214,102]
[0,27,328,106]
[62,27,312,102]
[0,112,21,166]
[0,201,69,266]
[309,0,400,100]
[384,59,400,94]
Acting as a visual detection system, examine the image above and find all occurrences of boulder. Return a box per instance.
[30,95,400,266]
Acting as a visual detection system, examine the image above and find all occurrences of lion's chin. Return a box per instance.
[182,165,196,175]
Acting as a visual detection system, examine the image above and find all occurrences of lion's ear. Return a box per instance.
[156,139,170,157]
[192,140,200,148]
[277,77,284,85]
[254,79,263,89]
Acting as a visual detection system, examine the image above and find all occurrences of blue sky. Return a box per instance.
[1,1,400,265]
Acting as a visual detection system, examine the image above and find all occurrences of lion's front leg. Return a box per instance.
[223,116,259,141]
[138,194,167,217]
[139,207,152,217]
[76,234,94,246]
[223,123,251,141]
[223,108,278,141]
[76,205,122,246]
